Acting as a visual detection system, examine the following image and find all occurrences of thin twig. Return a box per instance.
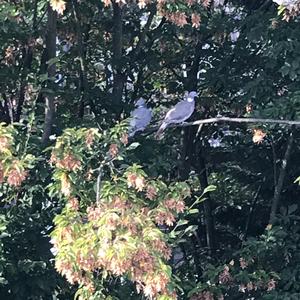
[270,137,277,188]
[96,156,117,203]
[96,164,103,203]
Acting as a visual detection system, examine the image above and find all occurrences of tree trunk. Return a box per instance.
[15,0,38,121]
[71,0,89,118]
[182,40,215,253]
[111,2,124,115]
[197,153,215,252]
[41,5,57,145]
[269,132,294,224]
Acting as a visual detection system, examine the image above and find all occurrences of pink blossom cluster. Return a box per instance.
[127,172,146,191]
[85,128,97,147]
[0,161,27,187]
[6,166,28,187]
[0,136,10,152]
[109,143,119,158]
[52,166,190,299]
[50,153,81,171]
[0,128,28,187]
[190,291,220,300]
[54,204,175,299]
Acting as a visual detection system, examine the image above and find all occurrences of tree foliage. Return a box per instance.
[0,0,299,299]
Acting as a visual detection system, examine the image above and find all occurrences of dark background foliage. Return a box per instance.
[0,0,299,299]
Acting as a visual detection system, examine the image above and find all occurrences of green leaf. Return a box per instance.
[127,142,140,150]
[203,185,217,194]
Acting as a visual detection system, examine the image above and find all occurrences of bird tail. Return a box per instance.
[155,122,168,140]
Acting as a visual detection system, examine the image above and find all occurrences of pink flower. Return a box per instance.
[0,136,10,152]
[165,198,185,213]
[127,173,137,188]
[175,13,188,27]
[140,207,150,216]
[164,198,176,210]
[247,281,254,291]
[151,239,171,260]
[103,0,111,6]
[191,13,201,28]
[85,129,96,147]
[138,0,147,8]
[109,143,119,158]
[87,205,102,221]
[146,185,157,200]
[201,0,211,8]
[53,153,81,171]
[187,0,195,6]
[190,291,214,300]
[175,200,185,213]
[166,12,188,27]
[239,257,248,269]
[120,133,128,145]
[7,166,27,187]
[106,213,119,230]
[0,163,4,183]
[267,279,276,291]
[252,129,266,144]
[68,197,79,211]
[61,173,71,196]
[112,196,129,211]
[50,0,66,15]
[135,176,145,191]
[143,273,169,298]
[155,210,175,226]
[218,265,233,284]
[239,284,247,293]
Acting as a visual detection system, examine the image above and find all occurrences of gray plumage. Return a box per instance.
[155,91,198,139]
[128,98,152,137]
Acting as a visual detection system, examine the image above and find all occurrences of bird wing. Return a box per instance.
[164,100,195,124]
[130,107,152,131]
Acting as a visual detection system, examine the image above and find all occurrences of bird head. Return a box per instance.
[188,91,198,98]
[135,97,146,107]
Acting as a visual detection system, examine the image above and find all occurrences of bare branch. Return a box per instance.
[141,116,300,138]
[176,117,300,128]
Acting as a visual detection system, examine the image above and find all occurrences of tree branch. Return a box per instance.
[178,117,300,128]
[142,117,300,137]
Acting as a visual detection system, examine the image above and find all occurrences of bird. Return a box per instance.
[128,98,152,137]
[155,91,198,140]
